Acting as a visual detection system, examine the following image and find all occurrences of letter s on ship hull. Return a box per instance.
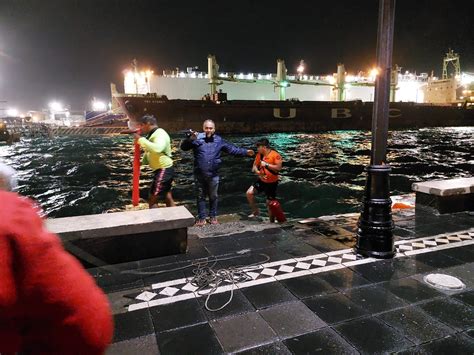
[114,94,473,134]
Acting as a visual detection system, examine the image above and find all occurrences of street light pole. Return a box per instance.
[355,0,396,259]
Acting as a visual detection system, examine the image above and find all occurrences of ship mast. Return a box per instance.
[442,49,461,80]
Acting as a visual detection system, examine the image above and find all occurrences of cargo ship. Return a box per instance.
[111,52,474,133]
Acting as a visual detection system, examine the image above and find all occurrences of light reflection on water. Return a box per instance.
[0,127,472,218]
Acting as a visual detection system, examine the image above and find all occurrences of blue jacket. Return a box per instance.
[181,133,248,177]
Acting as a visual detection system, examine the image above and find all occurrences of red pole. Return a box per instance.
[132,130,141,206]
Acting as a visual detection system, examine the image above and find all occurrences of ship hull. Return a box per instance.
[115,95,473,134]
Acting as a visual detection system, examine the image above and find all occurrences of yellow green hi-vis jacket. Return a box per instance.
[137,128,173,170]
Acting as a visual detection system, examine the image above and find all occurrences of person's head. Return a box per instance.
[203,119,216,138]
[256,138,270,155]
[0,163,17,191]
[137,115,158,134]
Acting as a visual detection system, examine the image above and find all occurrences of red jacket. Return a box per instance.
[0,191,113,354]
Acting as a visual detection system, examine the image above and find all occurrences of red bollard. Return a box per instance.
[268,200,286,223]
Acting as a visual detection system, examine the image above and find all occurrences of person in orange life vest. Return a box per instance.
[246,138,283,222]
[0,163,113,354]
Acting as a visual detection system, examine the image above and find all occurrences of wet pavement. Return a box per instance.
[89,206,474,354]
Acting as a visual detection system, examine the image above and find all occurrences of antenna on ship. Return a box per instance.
[207,55,222,96]
[132,58,139,94]
[442,49,461,80]
[336,63,346,102]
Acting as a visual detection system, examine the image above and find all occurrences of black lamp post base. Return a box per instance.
[355,165,395,259]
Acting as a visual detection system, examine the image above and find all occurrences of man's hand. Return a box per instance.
[190,131,198,140]
[247,150,255,157]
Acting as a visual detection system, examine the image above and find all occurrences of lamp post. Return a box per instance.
[355,0,396,259]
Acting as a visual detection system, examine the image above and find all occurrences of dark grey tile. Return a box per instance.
[439,244,474,262]
[344,285,407,313]
[304,292,369,324]
[350,257,433,283]
[254,247,295,262]
[259,301,326,339]
[440,263,474,288]
[156,323,223,354]
[283,327,356,355]
[237,236,274,250]
[277,241,321,258]
[382,277,442,303]
[280,274,338,299]
[198,289,255,320]
[241,282,297,309]
[236,342,291,355]
[97,272,144,293]
[414,250,466,269]
[402,334,474,354]
[419,298,474,331]
[204,239,242,256]
[377,306,455,345]
[142,269,185,287]
[113,308,154,342]
[107,334,159,355]
[452,290,474,307]
[149,298,207,333]
[334,317,414,354]
[211,312,277,353]
[316,268,372,290]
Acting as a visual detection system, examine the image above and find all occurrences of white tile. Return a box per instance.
[262,258,297,268]
[159,286,180,297]
[148,293,196,308]
[434,238,450,244]
[398,245,413,251]
[342,258,377,267]
[246,271,261,280]
[423,240,438,246]
[261,268,278,276]
[311,259,328,267]
[128,302,149,311]
[237,277,276,289]
[327,257,343,264]
[181,283,199,293]
[278,265,295,273]
[151,277,187,290]
[326,249,353,256]
[295,262,311,270]
[274,270,312,280]
[342,254,357,261]
[412,242,426,249]
[136,291,157,302]
[310,264,345,274]
[295,253,328,262]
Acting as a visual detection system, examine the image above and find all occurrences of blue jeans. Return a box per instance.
[195,174,219,219]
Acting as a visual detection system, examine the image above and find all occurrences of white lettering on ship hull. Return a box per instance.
[273,108,296,119]
[331,108,352,118]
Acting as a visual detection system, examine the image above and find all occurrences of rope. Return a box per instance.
[190,253,270,311]
[121,251,270,311]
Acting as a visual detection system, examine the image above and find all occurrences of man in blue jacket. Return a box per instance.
[181,119,254,226]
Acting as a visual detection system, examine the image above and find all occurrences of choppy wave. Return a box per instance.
[0,127,472,218]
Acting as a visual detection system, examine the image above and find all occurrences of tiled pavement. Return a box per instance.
[88,208,474,354]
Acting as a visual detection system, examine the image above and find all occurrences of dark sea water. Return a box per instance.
[1,127,472,219]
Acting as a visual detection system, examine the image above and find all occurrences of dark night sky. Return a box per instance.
[0,0,473,110]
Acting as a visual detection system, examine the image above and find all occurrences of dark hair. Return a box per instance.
[138,115,157,125]
[256,138,270,147]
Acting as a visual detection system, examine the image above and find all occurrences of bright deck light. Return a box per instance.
[6,108,18,116]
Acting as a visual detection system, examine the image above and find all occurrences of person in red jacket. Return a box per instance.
[0,189,113,354]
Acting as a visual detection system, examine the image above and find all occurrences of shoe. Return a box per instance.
[209,217,219,225]
[195,219,207,227]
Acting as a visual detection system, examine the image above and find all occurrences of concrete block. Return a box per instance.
[46,206,195,241]
[46,207,195,266]
[412,177,474,197]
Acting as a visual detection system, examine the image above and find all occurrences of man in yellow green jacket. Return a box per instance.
[134,115,175,208]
